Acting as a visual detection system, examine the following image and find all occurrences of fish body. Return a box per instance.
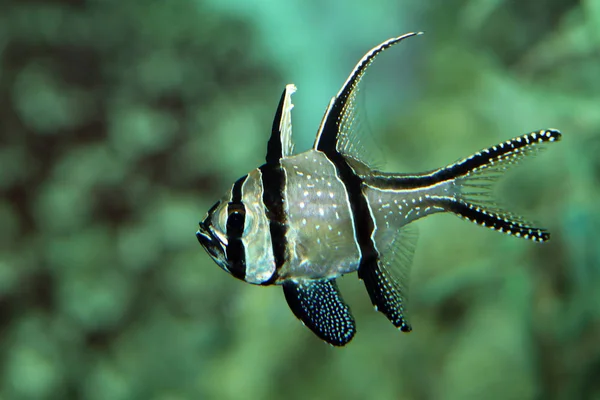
[196,32,561,346]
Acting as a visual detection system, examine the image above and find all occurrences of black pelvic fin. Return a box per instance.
[266,84,296,164]
[283,279,356,346]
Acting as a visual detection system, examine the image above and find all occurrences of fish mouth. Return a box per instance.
[196,208,228,271]
[197,228,220,257]
[196,227,228,270]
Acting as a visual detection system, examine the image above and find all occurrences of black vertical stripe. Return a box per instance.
[226,175,248,280]
[318,67,379,265]
[328,153,379,271]
[259,164,287,285]
[313,36,421,271]
[257,85,293,285]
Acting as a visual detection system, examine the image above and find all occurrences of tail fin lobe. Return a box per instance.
[441,129,561,242]
[443,198,550,242]
[443,129,561,181]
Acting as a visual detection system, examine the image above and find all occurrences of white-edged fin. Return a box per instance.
[314,32,423,164]
[358,224,418,332]
[283,279,356,346]
[445,129,562,242]
[266,84,297,164]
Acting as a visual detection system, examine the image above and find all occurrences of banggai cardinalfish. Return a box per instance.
[196,32,561,346]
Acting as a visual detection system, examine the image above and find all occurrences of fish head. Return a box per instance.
[196,170,277,284]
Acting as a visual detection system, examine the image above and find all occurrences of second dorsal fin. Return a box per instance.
[314,32,422,165]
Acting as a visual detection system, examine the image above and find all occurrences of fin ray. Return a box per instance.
[336,83,386,170]
[283,279,356,346]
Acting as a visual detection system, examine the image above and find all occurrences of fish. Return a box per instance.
[196,32,561,346]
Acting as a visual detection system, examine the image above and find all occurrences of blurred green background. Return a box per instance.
[1,0,599,399]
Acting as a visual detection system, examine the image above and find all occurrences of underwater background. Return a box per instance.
[1,0,599,399]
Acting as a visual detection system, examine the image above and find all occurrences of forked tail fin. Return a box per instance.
[439,129,561,242]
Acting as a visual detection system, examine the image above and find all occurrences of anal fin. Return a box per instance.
[359,264,412,332]
[283,279,356,346]
[358,225,417,332]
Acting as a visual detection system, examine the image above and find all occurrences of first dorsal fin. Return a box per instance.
[282,279,356,346]
[313,32,422,162]
[266,84,296,164]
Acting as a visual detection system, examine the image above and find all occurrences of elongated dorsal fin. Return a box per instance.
[314,32,422,162]
[283,279,356,346]
[266,84,296,164]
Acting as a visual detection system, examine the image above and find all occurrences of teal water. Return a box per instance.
[0,1,598,399]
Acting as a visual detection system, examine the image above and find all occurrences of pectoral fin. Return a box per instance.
[283,279,356,346]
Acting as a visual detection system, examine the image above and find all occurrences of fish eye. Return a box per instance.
[226,202,253,238]
[227,204,245,225]
[215,201,255,239]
